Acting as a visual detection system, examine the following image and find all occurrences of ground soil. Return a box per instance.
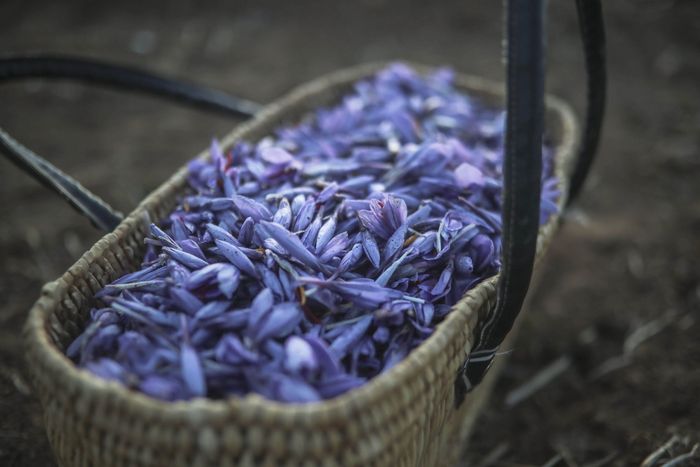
[1,1,698,466]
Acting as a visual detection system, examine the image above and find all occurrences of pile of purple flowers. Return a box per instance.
[68,64,559,403]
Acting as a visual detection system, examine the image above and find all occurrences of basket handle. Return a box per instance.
[456,0,606,403]
[0,54,261,231]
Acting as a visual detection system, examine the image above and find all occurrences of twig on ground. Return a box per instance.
[541,454,563,467]
[590,311,681,381]
[0,363,31,396]
[554,443,579,467]
[582,451,617,467]
[641,435,681,467]
[589,355,631,381]
[624,312,677,355]
[505,356,571,408]
[660,444,699,467]
[474,442,510,467]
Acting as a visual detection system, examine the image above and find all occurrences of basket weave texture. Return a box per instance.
[24,62,577,467]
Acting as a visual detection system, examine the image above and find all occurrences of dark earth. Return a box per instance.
[1,1,698,465]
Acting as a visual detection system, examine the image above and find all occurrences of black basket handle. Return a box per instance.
[456,0,606,403]
[0,54,261,230]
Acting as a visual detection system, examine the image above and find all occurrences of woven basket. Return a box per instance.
[24,62,577,467]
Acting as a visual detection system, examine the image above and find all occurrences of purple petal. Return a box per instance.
[185,263,225,289]
[274,376,321,403]
[215,240,260,279]
[170,287,204,315]
[319,232,349,262]
[315,214,337,252]
[273,198,292,229]
[250,302,302,343]
[259,264,285,300]
[238,217,255,245]
[163,247,208,269]
[84,358,127,383]
[247,288,274,330]
[284,336,317,374]
[292,198,316,231]
[317,182,339,204]
[215,334,259,365]
[338,243,364,274]
[257,221,327,273]
[304,336,340,376]
[383,223,407,261]
[301,212,323,249]
[181,343,206,397]
[361,231,381,268]
[232,195,272,222]
[260,146,294,165]
[149,224,177,248]
[329,315,373,359]
[205,223,239,245]
[140,375,186,401]
[217,265,240,298]
[454,162,485,188]
[431,259,454,296]
[317,373,365,399]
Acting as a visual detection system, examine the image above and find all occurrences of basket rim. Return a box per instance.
[24,61,578,422]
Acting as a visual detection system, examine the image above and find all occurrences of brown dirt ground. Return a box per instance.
[1,1,698,466]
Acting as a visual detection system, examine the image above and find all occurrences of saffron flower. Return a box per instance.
[69,63,559,403]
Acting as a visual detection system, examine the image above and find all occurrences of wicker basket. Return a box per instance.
[24,62,577,467]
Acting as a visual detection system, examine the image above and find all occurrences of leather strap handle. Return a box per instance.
[0,55,261,118]
[0,127,124,231]
[0,54,261,230]
[456,0,606,403]
[568,0,607,204]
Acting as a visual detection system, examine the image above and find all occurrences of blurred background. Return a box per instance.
[1,0,698,465]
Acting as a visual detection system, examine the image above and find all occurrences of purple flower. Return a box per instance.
[70,63,559,404]
[358,195,407,240]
